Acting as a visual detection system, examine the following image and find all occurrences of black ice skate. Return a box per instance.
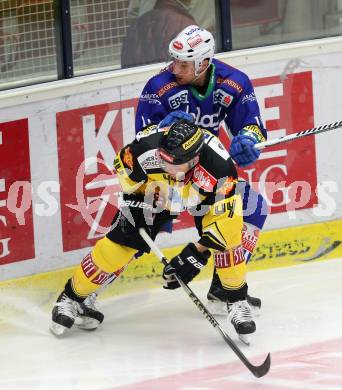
[50,292,81,336]
[75,293,104,330]
[206,271,261,315]
[227,300,256,345]
[50,292,104,336]
[247,294,261,310]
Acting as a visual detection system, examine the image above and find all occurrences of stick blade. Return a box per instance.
[251,352,271,378]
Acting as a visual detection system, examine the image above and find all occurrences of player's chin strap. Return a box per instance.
[139,228,271,378]
[255,120,342,150]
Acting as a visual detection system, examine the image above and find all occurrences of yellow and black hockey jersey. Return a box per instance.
[114,125,243,252]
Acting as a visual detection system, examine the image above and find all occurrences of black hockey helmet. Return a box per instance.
[159,119,204,165]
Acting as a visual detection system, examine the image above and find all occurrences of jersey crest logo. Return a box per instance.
[192,165,217,192]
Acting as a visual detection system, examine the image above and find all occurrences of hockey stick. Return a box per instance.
[255,120,342,150]
[139,228,271,378]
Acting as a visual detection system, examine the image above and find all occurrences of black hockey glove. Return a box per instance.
[118,194,154,235]
[163,243,211,289]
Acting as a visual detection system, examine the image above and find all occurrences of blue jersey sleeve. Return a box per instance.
[135,78,169,133]
[224,77,267,139]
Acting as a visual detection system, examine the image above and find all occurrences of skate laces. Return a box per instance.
[228,300,252,324]
[83,293,98,310]
[55,293,80,318]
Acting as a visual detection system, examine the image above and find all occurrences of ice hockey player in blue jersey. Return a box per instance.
[135,25,268,315]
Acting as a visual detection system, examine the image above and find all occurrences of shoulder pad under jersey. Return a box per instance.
[203,130,230,160]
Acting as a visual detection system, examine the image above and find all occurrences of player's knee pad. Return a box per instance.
[71,237,136,297]
[213,245,247,290]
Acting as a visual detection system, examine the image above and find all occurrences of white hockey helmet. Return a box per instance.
[169,25,215,75]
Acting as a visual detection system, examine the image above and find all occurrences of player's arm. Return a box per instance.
[224,77,267,167]
[135,78,170,132]
[113,141,147,194]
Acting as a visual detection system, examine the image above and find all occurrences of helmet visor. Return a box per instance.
[167,58,196,77]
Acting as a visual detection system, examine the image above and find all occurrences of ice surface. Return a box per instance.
[0,258,342,390]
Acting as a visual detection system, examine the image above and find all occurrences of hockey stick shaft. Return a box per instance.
[255,120,342,150]
[139,228,271,378]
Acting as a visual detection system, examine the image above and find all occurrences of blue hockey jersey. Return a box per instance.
[135,58,266,138]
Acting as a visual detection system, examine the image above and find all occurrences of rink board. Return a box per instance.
[1,36,342,281]
[0,219,341,299]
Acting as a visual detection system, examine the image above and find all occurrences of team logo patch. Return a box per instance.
[173,41,183,50]
[122,147,133,169]
[192,165,217,191]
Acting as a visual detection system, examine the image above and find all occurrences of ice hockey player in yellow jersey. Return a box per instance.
[50,119,256,343]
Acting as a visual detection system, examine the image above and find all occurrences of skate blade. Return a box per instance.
[74,316,100,331]
[206,300,227,316]
[49,321,69,337]
[238,333,251,346]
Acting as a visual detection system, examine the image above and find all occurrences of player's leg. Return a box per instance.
[50,209,174,336]
[197,194,256,344]
[50,208,146,336]
[213,247,256,344]
[50,236,137,336]
[207,181,268,314]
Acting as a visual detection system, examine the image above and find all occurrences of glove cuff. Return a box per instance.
[240,125,266,143]
[186,243,211,263]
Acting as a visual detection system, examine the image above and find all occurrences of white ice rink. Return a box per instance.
[1,258,342,390]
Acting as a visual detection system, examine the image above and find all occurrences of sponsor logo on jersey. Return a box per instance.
[192,164,217,191]
[157,82,178,97]
[168,90,189,109]
[213,245,245,268]
[139,93,161,105]
[187,34,203,48]
[122,147,133,169]
[173,41,183,50]
[217,176,237,196]
[242,224,259,254]
[182,129,202,150]
[119,200,153,210]
[193,106,222,133]
[81,253,98,278]
[138,149,161,170]
[217,77,243,93]
[214,89,234,107]
[241,92,256,104]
